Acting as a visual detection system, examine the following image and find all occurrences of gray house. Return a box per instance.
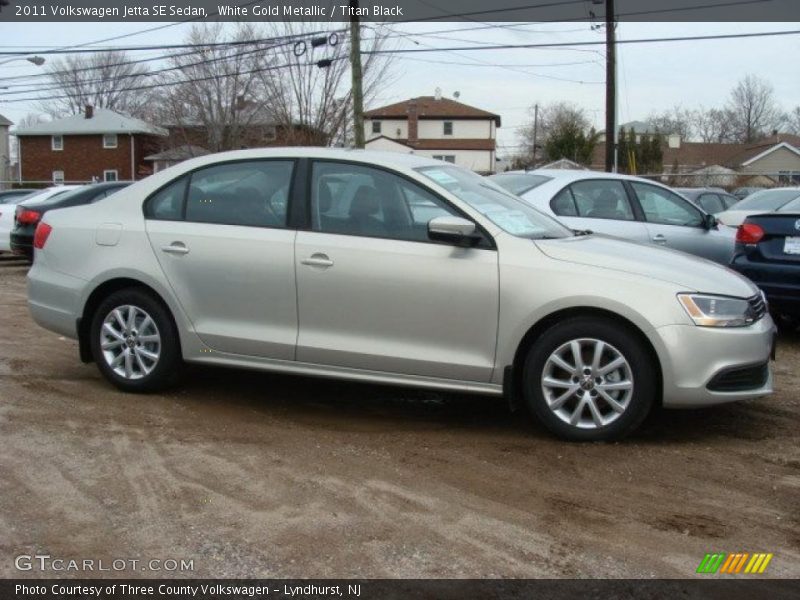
[0,113,12,190]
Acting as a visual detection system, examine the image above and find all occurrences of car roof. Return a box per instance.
[169,147,449,174]
[502,168,661,185]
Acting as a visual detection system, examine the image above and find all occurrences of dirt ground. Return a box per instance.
[0,259,798,579]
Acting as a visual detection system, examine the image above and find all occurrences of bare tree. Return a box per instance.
[38,51,151,118]
[253,22,394,147]
[787,106,800,137]
[156,23,269,152]
[14,112,48,129]
[692,107,738,143]
[647,105,694,140]
[727,74,783,143]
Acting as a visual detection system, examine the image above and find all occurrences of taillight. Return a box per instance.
[16,207,42,225]
[33,222,52,249]
[736,223,764,244]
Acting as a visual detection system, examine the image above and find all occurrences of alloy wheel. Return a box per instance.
[541,338,634,430]
[100,305,161,380]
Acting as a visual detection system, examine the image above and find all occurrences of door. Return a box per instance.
[144,159,299,358]
[295,160,499,382]
[629,181,734,263]
[549,179,650,243]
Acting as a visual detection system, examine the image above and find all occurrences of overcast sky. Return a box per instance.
[0,20,796,156]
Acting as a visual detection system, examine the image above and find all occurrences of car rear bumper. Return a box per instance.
[27,259,85,339]
[655,316,775,408]
[730,256,800,316]
[10,232,33,259]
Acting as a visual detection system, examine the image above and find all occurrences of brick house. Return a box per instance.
[363,93,501,174]
[14,107,167,184]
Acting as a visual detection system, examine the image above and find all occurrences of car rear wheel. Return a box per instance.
[90,288,182,392]
[523,317,656,441]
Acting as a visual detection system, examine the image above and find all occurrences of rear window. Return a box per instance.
[732,189,800,211]
[489,173,552,196]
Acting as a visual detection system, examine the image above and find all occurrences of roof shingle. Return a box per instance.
[365,96,501,125]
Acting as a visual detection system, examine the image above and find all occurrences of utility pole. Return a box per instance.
[349,0,365,148]
[532,103,539,168]
[603,0,616,172]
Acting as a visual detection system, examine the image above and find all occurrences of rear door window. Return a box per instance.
[569,180,635,221]
[185,161,294,228]
[550,187,578,216]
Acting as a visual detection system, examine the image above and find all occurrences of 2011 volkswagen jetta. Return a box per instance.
[26,149,775,441]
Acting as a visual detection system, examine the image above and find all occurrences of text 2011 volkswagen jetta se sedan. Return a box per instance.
[27,149,775,441]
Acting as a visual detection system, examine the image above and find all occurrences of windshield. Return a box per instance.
[489,172,552,196]
[416,165,572,239]
[731,189,800,211]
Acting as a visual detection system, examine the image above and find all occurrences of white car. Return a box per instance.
[1,186,79,252]
[716,187,800,227]
[490,170,736,264]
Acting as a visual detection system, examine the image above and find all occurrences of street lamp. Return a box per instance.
[0,55,46,67]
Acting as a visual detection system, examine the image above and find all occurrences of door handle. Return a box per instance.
[652,234,667,244]
[161,242,189,255]
[301,253,334,268]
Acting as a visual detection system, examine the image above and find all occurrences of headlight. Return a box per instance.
[677,294,755,327]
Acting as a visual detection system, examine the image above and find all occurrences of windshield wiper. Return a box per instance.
[572,229,593,236]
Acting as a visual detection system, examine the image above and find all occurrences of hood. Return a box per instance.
[535,234,757,297]
[717,209,765,227]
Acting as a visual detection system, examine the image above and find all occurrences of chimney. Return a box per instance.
[407,99,418,143]
[85,105,94,119]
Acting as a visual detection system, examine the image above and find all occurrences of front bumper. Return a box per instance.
[655,315,775,408]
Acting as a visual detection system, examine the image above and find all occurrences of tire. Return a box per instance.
[90,287,183,392]
[522,316,656,442]
[773,312,799,333]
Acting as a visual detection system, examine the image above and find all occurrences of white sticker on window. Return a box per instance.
[424,169,459,186]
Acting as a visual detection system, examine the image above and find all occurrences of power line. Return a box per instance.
[0,30,347,93]
[363,28,800,55]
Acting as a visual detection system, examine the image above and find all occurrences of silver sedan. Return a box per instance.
[27,149,774,441]
[490,169,736,264]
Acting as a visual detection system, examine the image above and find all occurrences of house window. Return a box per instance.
[52,170,64,184]
[443,121,453,135]
[778,171,800,185]
[263,126,277,142]
[103,169,118,182]
[51,135,63,151]
[372,121,381,134]
[432,155,456,164]
[103,134,118,149]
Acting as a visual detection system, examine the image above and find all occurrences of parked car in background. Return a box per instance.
[732,186,765,200]
[27,149,774,442]
[676,187,740,215]
[3,186,79,253]
[716,188,800,227]
[489,170,735,264]
[731,212,800,330]
[0,190,38,252]
[11,183,129,259]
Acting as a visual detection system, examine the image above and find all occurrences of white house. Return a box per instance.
[363,93,501,174]
[0,114,12,189]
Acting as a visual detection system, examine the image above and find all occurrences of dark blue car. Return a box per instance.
[731,212,800,328]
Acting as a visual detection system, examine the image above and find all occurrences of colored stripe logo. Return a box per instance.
[697,553,773,574]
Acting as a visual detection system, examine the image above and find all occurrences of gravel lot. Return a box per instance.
[1,260,798,579]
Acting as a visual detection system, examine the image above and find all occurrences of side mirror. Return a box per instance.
[428,216,481,246]
[703,213,718,230]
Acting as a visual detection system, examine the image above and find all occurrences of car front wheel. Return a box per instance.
[90,288,182,392]
[523,317,656,441]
